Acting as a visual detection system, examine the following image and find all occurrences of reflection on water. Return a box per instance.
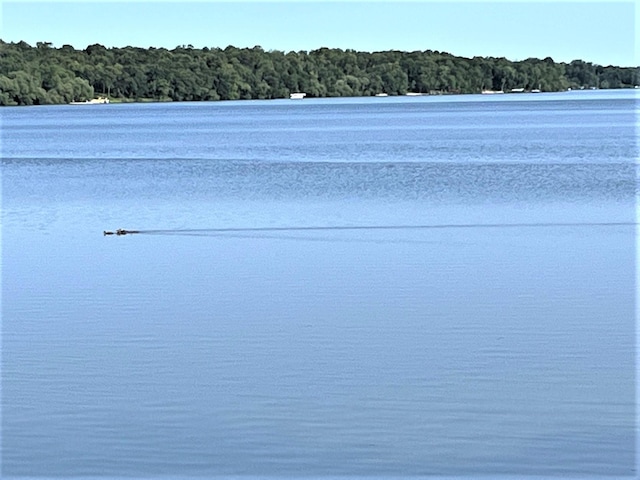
[1,91,637,477]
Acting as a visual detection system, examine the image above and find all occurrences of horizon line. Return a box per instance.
[2,38,635,68]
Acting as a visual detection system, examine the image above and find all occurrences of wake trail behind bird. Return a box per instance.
[108,221,637,236]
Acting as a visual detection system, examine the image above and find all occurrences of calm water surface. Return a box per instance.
[2,91,637,478]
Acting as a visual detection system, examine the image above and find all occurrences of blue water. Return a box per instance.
[1,90,637,478]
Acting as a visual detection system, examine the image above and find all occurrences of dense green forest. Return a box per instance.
[1,40,638,106]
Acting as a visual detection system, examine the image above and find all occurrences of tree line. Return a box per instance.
[1,40,638,106]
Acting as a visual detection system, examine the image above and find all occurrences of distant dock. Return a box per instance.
[70,97,110,105]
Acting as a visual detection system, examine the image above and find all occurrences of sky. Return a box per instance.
[1,0,637,67]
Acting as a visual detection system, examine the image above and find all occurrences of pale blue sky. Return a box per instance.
[1,1,637,66]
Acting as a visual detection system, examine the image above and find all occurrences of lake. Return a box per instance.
[1,90,637,478]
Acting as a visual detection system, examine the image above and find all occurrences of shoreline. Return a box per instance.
[2,87,636,108]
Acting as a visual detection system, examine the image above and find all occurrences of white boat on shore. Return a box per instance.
[289,92,306,100]
[70,97,110,105]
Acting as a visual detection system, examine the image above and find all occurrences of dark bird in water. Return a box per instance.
[104,229,140,236]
